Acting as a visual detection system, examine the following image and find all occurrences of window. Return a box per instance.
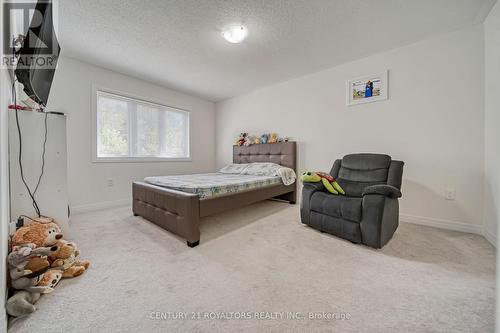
[94,90,190,161]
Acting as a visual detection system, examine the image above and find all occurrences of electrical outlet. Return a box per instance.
[445,189,456,200]
[107,179,114,187]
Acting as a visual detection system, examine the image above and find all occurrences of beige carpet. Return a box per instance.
[8,201,496,332]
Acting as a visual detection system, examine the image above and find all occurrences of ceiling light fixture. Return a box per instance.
[222,24,248,43]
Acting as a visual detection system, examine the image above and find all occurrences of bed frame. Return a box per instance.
[132,142,297,247]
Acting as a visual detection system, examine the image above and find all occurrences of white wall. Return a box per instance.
[484,1,500,247]
[484,2,500,332]
[216,25,485,232]
[47,57,216,211]
[0,69,9,333]
[0,0,10,330]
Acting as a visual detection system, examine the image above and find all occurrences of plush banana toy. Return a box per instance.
[300,171,345,195]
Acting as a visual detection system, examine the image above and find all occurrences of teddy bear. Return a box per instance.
[243,134,252,146]
[260,133,269,144]
[8,244,59,294]
[235,132,248,146]
[6,241,63,317]
[25,256,50,275]
[11,221,63,248]
[6,290,41,317]
[253,136,260,144]
[6,269,62,317]
[234,133,242,146]
[300,171,346,195]
[269,133,278,143]
[8,244,56,277]
[49,240,90,278]
[37,270,62,290]
[10,222,63,293]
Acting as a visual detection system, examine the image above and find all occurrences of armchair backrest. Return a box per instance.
[329,153,404,197]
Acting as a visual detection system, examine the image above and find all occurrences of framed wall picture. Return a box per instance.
[346,70,388,106]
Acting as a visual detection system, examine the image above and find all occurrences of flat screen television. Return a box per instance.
[14,0,60,107]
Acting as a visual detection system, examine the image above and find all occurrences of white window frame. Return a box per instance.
[91,85,191,163]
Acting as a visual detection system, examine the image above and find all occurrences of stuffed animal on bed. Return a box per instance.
[269,133,278,143]
[260,133,269,144]
[300,171,345,195]
[243,134,252,146]
[235,133,248,146]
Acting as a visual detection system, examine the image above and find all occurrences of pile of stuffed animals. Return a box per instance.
[6,217,90,317]
[300,171,346,195]
[235,132,290,146]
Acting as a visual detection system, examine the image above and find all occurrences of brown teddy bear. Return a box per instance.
[25,256,50,274]
[37,270,62,290]
[49,240,90,278]
[12,222,63,248]
[269,133,278,143]
[8,244,53,275]
[8,244,59,293]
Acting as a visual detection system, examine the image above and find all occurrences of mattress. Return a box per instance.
[144,173,282,199]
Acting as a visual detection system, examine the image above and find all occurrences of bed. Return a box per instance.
[132,142,297,247]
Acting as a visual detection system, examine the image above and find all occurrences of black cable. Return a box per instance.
[12,78,41,217]
[33,112,48,196]
[11,40,48,218]
[18,214,37,222]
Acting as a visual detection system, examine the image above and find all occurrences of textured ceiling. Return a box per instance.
[58,0,496,101]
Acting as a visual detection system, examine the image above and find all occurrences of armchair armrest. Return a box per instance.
[362,184,402,199]
[300,181,325,225]
[302,182,325,191]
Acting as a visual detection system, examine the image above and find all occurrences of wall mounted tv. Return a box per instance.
[14,0,61,108]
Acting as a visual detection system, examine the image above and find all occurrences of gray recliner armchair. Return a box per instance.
[301,153,404,248]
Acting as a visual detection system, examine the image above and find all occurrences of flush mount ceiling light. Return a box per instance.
[222,25,248,43]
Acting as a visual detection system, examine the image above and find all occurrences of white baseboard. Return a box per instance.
[71,198,131,215]
[400,213,483,235]
[483,227,497,248]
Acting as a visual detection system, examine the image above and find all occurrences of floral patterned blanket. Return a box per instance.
[144,173,282,199]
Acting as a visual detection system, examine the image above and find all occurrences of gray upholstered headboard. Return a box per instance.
[233,142,296,171]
